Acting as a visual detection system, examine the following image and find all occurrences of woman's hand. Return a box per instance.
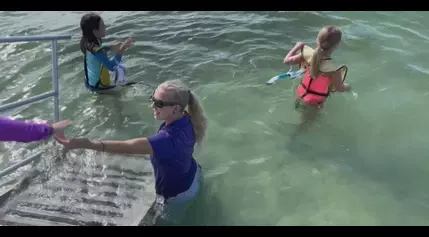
[54,131,91,150]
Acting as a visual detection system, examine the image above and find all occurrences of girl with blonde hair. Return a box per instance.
[284,25,351,136]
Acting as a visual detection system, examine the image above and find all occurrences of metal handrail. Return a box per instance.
[0,35,71,43]
[0,35,72,178]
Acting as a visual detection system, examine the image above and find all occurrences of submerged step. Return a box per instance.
[0,213,74,226]
[0,155,156,226]
[6,207,117,226]
[16,200,124,218]
[42,180,139,200]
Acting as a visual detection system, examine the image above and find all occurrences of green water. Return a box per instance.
[1,11,429,225]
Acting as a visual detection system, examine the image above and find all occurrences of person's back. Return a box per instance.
[283,26,351,139]
[297,49,348,107]
[84,46,113,89]
[296,63,334,105]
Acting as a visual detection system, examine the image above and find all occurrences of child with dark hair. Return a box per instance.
[80,12,135,92]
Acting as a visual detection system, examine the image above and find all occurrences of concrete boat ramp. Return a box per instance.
[0,150,155,226]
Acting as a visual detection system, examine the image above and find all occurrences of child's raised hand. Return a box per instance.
[120,37,135,51]
[295,42,305,49]
[110,41,122,52]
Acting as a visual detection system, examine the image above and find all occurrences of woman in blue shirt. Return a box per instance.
[80,13,135,92]
[54,79,207,225]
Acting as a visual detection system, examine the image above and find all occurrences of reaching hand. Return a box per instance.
[120,37,135,52]
[54,131,91,150]
[295,42,305,50]
[51,120,71,136]
[110,41,122,52]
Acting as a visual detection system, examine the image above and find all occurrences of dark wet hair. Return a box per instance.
[79,13,103,53]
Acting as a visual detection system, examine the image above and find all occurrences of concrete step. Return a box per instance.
[0,159,155,226]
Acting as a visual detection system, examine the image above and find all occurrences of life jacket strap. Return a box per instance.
[299,76,330,99]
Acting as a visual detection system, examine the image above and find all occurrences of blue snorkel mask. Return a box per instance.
[266,66,305,85]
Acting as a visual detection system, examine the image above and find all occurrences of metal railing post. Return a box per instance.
[51,39,60,122]
[0,35,71,179]
[0,151,42,178]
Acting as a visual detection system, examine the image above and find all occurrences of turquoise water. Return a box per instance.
[1,11,429,225]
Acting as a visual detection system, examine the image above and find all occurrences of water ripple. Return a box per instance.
[1,11,429,226]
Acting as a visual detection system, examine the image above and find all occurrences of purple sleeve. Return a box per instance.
[0,117,53,143]
[147,131,174,160]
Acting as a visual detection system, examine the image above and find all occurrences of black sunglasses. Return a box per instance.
[149,95,180,108]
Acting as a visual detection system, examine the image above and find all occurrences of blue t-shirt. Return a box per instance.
[147,115,197,199]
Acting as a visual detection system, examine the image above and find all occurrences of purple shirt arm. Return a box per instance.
[0,117,53,143]
[147,131,174,160]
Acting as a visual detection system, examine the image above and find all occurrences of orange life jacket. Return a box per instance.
[296,67,332,105]
[297,45,348,105]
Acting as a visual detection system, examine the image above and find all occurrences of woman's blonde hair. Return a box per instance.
[310,26,342,78]
[159,79,207,146]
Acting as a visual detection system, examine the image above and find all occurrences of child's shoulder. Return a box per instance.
[301,45,345,73]
[86,43,104,53]
[320,59,342,73]
[299,45,315,70]
[301,45,315,64]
